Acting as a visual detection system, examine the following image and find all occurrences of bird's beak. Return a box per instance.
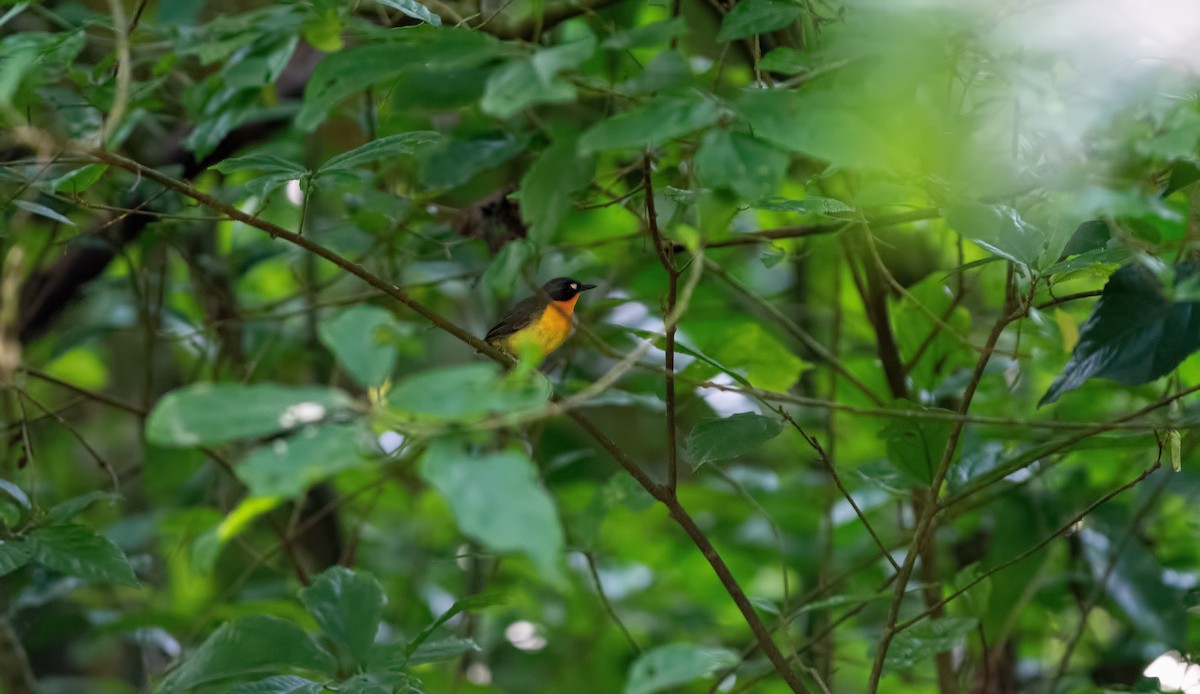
[580,283,597,291]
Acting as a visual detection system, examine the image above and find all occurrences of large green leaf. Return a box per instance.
[695,130,788,201]
[885,617,978,670]
[386,363,549,423]
[0,538,32,577]
[418,440,564,582]
[480,36,594,118]
[1040,261,1200,405]
[625,643,739,694]
[691,321,812,392]
[297,28,507,131]
[735,89,892,167]
[716,0,803,42]
[236,424,368,499]
[421,132,529,188]
[318,132,440,175]
[602,18,689,50]
[228,677,324,694]
[944,203,1046,270]
[158,616,337,693]
[146,383,354,446]
[317,305,406,388]
[29,523,138,587]
[579,94,719,153]
[879,403,955,486]
[519,130,595,246]
[686,412,783,471]
[375,0,441,25]
[300,567,386,669]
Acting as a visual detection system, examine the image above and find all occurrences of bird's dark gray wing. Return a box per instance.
[485,295,541,343]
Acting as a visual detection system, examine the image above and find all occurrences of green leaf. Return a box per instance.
[407,637,480,665]
[886,617,978,670]
[213,154,309,177]
[146,383,354,447]
[602,18,689,50]
[481,239,533,298]
[752,196,853,216]
[624,643,739,694]
[298,29,506,131]
[617,51,692,96]
[48,491,120,522]
[1041,262,1200,405]
[695,130,788,201]
[377,0,441,25]
[735,89,892,168]
[421,132,529,188]
[158,616,337,693]
[717,0,803,41]
[300,566,386,669]
[13,199,74,226]
[758,46,809,73]
[519,131,595,246]
[419,440,564,582]
[237,424,367,499]
[579,94,719,153]
[318,132,440,175]
[943,203,1045,270]
[228,676,324,694]
[879,403,955,486]
[686,412,783,470]
[0,538,32,577]
[386,363,549,422]
[47,164,107,194]
[692,321,812,392]
[318,305,405,388]
[399,591,506,662]
[480,36,594,118]
[29,523,138,587]
[480,60,575,118]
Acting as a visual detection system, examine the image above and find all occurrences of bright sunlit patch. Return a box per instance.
[504,620,548,651]
[278,402,326,428]
[377,430,405,454]
[466,662,492,685]
[697,373,759,417]
[1145,651,1200,693]
[285,178,304,206]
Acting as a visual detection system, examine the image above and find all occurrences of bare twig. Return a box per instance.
[867,270,1017,692]
[642,154,681,494]
[584,551,642,654]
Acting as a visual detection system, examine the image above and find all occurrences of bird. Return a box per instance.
[485,277,597,360]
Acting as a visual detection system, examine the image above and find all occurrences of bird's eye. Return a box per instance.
[571,283,577,290]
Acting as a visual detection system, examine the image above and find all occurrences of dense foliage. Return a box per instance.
[3,0,1200,692]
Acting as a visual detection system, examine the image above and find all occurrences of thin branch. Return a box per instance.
[894,455,1164,635]
[0,616,35,694]
[703,258,887,406]
[584,551,643,654]
[642,154,681,494]
[867,272,1017,692]
[777,407,898,571]
[1049,445,1169,691]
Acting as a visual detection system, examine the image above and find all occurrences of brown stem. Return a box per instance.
[0,616,35,694]
[642,155,681,494]
[866,271,1016,692]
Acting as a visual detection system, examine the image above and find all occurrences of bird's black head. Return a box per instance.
[542,277,597,301]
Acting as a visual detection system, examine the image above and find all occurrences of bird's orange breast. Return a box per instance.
[500,296,578,358]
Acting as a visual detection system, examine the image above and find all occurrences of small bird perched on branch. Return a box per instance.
[485,277,596,360]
